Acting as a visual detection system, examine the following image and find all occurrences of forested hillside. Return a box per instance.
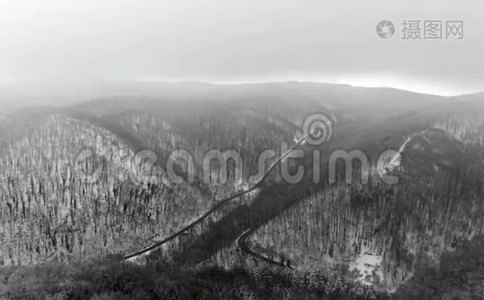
[1,83,483,297]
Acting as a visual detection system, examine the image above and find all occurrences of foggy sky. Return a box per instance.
[1,0,483,96]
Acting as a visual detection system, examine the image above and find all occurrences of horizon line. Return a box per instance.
[131,78,483,98]
[1,78,483,98]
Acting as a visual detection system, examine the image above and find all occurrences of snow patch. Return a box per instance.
[349,252,384,286]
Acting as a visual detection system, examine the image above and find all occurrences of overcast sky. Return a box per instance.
[0,0,483,96]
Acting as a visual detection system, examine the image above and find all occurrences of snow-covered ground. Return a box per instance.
[349,251,384,286]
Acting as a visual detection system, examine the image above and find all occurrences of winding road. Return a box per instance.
[123,136,308,262]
